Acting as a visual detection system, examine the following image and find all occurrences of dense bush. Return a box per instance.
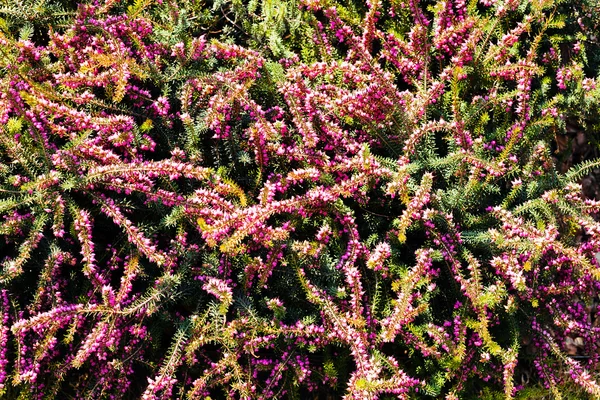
[2,0,600,398]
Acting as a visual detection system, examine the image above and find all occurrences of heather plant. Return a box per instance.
[2,0,600,399]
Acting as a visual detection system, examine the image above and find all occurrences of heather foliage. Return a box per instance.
[1,0,600,398]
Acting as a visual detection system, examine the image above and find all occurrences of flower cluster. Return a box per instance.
[1,0,600,398]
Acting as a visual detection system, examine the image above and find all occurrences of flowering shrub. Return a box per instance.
[2,0,600,398]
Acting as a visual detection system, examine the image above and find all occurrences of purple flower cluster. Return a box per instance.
[1,0,600,398]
